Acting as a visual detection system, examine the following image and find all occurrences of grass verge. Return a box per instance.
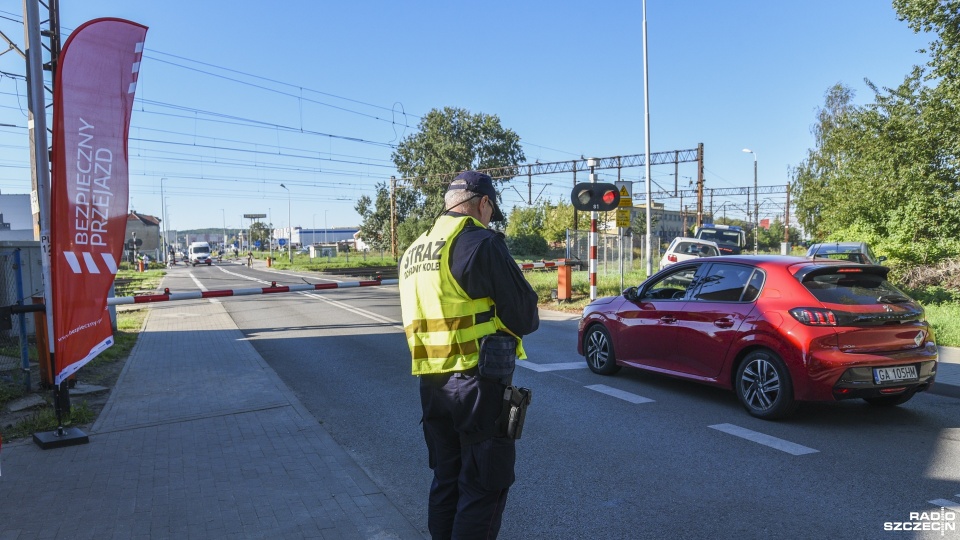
[0,267,158,442]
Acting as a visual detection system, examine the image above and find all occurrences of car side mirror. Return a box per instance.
[878,256,887,263]
[623,286,639,302]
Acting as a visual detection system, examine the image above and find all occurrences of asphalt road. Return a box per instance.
[169,261,960,539]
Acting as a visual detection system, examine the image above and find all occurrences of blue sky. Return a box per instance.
[0,1,932,233]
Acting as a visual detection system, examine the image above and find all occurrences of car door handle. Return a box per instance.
[659,316,677,324]
[714,318,735,328]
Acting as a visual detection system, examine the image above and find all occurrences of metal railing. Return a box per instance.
[0,248,32,391]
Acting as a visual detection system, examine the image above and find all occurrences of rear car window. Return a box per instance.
[677,242,718,256]
[718,231,742,244]
[801,271,908,305]
[742,269,764,302]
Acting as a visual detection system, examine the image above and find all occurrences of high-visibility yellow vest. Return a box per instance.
[399,214,526,375]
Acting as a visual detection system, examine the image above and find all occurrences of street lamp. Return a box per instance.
[279,183,292,262]
[160,178,168,263]
[220,208,226,254]
[742,148,759,254]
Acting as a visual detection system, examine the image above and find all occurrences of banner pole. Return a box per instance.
[23,0,87,449]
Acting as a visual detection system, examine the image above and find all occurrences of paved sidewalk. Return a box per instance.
[0,296,425,539]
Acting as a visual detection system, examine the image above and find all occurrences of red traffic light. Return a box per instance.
[571,182,620,211]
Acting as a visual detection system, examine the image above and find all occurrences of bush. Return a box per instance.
[892,257,960,294]
[506,234,548,258]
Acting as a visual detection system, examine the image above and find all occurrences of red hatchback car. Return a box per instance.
[577,256,939,419]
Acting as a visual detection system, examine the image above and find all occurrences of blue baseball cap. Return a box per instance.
[447,171,504,222]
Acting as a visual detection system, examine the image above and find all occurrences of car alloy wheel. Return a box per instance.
[584,325,620,375]
[735,350,796,420]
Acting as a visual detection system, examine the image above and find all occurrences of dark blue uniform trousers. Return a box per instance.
[420,369,516,540]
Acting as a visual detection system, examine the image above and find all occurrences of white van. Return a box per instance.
[187,242,213,266]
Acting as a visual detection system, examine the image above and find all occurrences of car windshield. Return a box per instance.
[800,271,910,306]
[193,246,210,254]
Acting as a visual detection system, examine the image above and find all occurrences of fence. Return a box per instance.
[567,229,660,275]
[0,248,32,390]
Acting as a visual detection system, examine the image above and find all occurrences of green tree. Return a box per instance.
[628,209,659,238]
[894,0,960,95]
[505,204,544,238]
[368,107,525,251]
[248,221,272,250]
[355,181,419,251]
[792,3,960,266]
[542,200,574,245]
[504,204,548,258]
[757,219,802,253]
[791,83,857,238]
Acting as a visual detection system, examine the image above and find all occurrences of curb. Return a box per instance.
[929,382,960,399]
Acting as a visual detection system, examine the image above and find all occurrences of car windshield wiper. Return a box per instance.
[877,294,912,304]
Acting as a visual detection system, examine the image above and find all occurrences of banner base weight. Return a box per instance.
[33,427,89,450]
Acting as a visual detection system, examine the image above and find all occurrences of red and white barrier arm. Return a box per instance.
[107,278,399,306]
[517,260,572,270]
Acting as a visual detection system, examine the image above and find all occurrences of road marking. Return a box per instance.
[709,424,819,456]
[928,499,960,512]
[585,384,654,404]
[267,268,345,283]
[217,266,271,285]
[519,361,586,372]
[301,292,403,329]
[188,272,208,291]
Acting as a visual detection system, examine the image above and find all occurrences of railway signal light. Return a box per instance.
[571,182,621,211]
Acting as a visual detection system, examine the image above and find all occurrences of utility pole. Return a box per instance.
[588,158,599,300]
[390,176,397,259]
[784,182,791,246]
[161,178,168,262]
[695,143,704,228]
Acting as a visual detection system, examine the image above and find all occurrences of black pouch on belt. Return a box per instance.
[478,333,517,382]
[501,386,532,440]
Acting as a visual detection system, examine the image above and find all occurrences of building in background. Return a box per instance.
[631,202,712,243]
[272,227,359,248]
[124,211,161,260]
[0,193,34,241]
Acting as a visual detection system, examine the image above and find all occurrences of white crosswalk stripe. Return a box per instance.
[518,361,586,372]
[928,498,960,512]
[709,424,819,456]
[585,384,654,404]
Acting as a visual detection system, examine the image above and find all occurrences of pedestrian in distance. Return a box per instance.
[399,170,540,539]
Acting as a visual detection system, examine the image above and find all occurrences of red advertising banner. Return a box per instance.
[50,18,148,385]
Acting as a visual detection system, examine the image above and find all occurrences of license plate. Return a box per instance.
[873,365,918,384]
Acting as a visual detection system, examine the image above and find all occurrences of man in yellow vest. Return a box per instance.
[400,171,540,539]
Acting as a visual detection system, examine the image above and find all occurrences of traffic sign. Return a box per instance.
[615,181,633,208]
[278,238,286,246]
[616,209,631,228]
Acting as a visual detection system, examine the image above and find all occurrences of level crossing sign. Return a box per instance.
[615,181,633,228]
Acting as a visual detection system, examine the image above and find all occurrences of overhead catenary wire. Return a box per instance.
[0,18,748,228]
